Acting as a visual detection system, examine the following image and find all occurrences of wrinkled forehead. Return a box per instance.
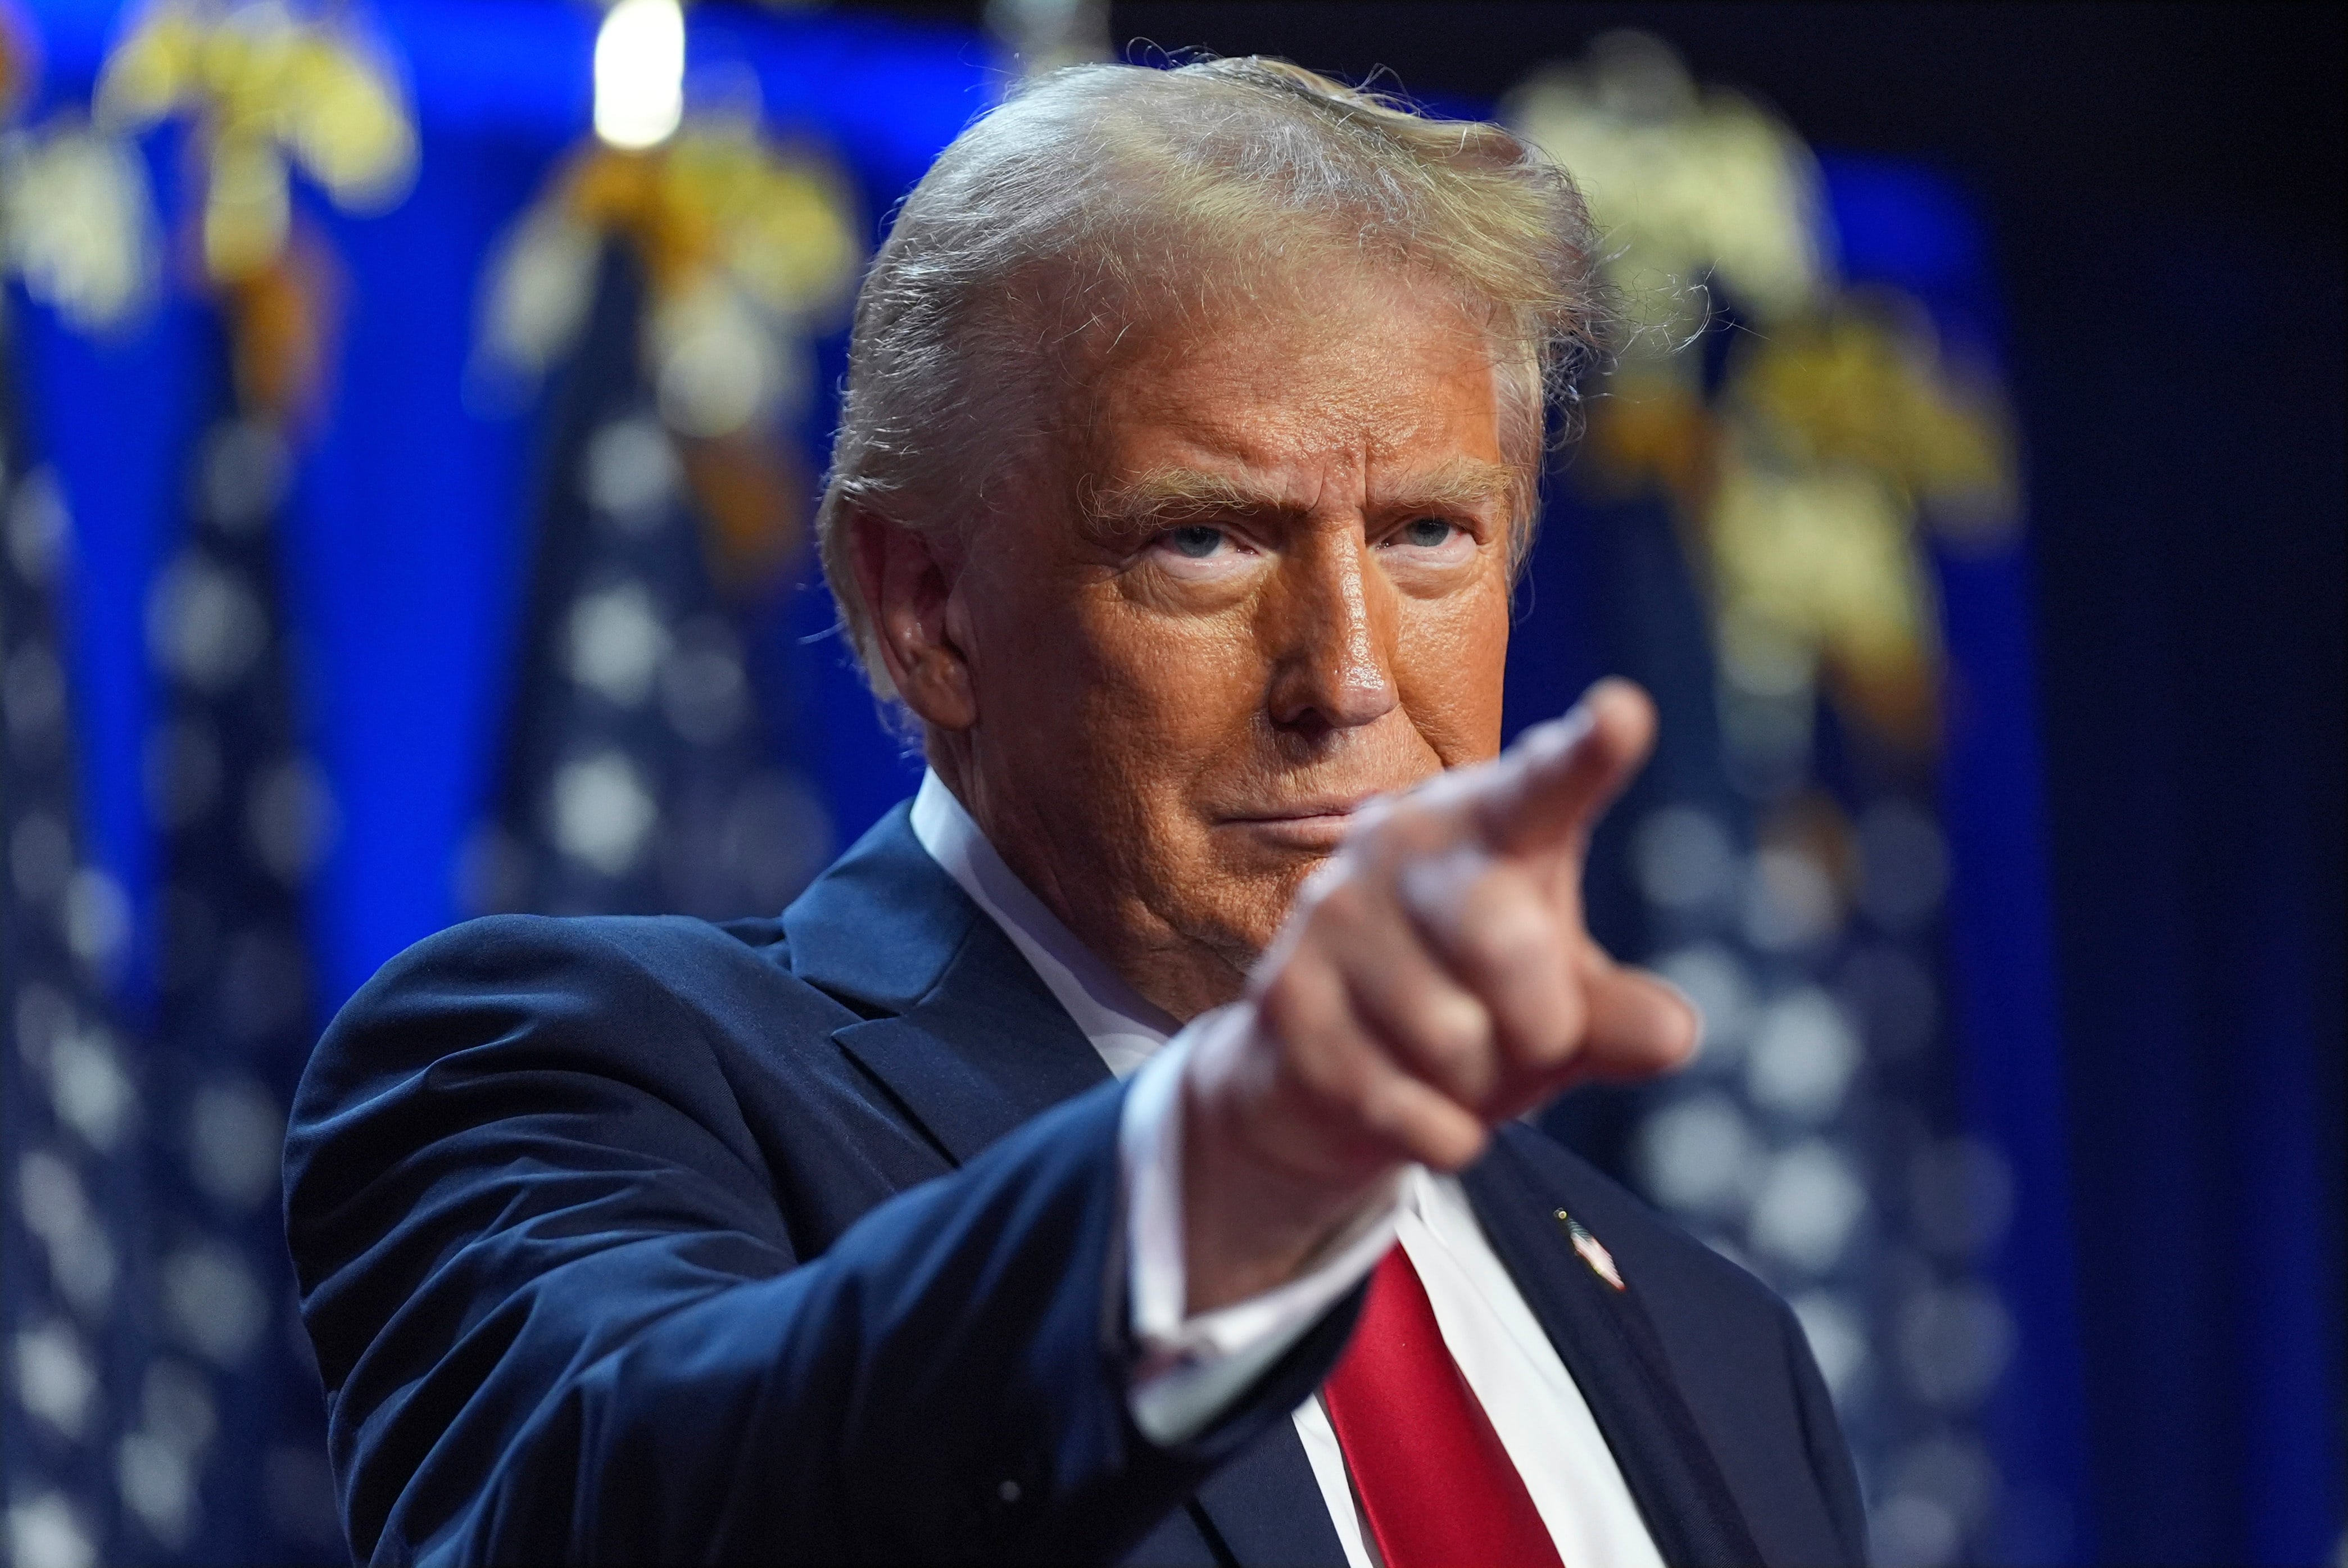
[1046,251,1542,531]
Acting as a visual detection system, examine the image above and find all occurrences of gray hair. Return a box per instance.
[817,56,1611,695]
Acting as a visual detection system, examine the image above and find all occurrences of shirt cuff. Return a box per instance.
[1119,1009,1403,1447]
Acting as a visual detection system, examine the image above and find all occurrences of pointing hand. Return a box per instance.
[1180,679,1698,1312]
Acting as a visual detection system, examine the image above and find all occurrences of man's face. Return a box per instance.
[935,267,1519,1017]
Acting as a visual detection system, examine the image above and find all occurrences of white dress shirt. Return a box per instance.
[909,771,1665,1568]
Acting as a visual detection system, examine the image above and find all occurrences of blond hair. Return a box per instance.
[817,56,1610,695]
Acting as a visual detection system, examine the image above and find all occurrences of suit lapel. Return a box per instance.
[785,804,1110,1166]
[1189,1421,1349,1567]
[831,989,1107,1167]
[1464,1129,1766,1568]
[785,806,1345,1565]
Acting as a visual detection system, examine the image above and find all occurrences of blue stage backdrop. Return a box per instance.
[2,4,2337,1567]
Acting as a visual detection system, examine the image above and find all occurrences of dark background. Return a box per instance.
[846,4,2348,1562]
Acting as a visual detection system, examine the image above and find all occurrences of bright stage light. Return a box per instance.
[593,0,686,151]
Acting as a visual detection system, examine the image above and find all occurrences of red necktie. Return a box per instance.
[1321,1247,1566,1568]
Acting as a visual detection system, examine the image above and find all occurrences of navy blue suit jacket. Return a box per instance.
[286,805,1865,1566]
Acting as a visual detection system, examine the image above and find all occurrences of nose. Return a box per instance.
[1263,528,1399,741]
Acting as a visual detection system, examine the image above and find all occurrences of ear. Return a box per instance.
[847,509,978,731]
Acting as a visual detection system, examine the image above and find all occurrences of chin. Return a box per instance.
[1184,852,1326,962]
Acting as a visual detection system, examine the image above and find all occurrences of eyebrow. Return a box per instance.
[1081,457,1521,542]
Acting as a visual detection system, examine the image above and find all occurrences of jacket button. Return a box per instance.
[995,1479,1021,1505]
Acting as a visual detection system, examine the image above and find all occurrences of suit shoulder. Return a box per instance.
[330,911,817,1021]
[305,912,854,1105]
[350,910,785,988]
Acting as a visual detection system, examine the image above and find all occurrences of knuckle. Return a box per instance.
[1461,878,1560,977]
[1507,965,1588,1062]
[1412,990,1491,1067]
[1255,966,1322,1043]
[1510,1001,1581,1068]
[1394,844,1490,932]
[1354,1080,1415,1145]
[1309,874,1371,931]
[1294,855,1354,921]
[1348,795,1398,840]
[1365,798,1453,860]
[1281,1027,1367,1108]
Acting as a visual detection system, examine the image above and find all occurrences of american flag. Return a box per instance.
[133,324,343,1562]
[465,242,829,925]
[1553,361,2020,1566]
[1508,40,2025,1561]
[3,308,147,1568]
[1606,632,2006,1567]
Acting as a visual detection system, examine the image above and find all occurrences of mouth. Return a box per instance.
[1216,795,1380,851]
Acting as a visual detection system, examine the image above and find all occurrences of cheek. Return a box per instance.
[1001,587,1267,769]
[1092,602,1267,754]
[1395,577,1511,763]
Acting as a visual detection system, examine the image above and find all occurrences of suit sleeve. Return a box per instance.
[283,916,1353,1566]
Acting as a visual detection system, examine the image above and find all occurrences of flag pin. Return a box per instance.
[1554,1209,1625,1290]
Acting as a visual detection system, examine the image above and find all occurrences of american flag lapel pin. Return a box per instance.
[1554,1209,1626,1291]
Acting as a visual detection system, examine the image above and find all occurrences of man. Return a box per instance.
[287,57,1865,1567]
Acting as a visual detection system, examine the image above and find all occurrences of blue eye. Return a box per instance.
[1400,518,1455,547]
[1167,525,1225,559]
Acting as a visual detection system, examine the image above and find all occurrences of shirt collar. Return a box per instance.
[909,768,1180,1078]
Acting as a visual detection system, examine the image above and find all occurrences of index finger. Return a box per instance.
[1472,678,1657,859]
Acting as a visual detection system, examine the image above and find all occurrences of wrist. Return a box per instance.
[1179,1049,1400,1315]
